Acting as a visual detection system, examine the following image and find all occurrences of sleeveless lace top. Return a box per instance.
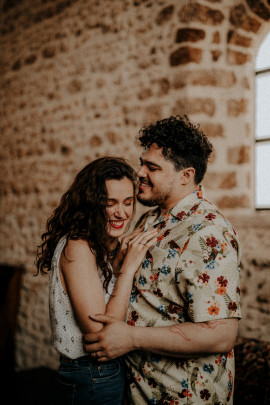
[49,237,116,359]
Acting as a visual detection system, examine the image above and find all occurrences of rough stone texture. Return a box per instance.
[246,0,270,21]
[227,50,251,65]
[179,3,225,25]
[173,69,238,88]
[203,171,237,189]
[0,0,270,371]
[172,97,216,116]
[227,31,253,47]
[227,99,249,116]
[155,4,175,25]
[170,46,202,66]
[230,4,262,33]
[176,28,205,43]
[229,215,270,343]
[200,122,224,138]
[217,195,251,209]
[227,145,250,164]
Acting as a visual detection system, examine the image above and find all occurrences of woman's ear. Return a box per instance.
[180,167,195,185]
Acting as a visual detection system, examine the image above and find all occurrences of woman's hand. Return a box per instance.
[106,228,158,320]
[119,227,158,275]
[112,227,143,272]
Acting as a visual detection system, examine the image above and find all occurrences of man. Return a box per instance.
[84,115,241,404]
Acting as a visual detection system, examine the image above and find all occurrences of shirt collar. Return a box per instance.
[170,185,205,220]
[143,185,205,230]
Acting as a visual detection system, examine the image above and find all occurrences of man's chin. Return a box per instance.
[137,194,158,207]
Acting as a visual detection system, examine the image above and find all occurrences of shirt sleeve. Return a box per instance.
[175,224,241,323]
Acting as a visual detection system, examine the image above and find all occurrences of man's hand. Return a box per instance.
[84,314,135,362]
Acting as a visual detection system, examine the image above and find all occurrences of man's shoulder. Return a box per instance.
[171,197,239,242]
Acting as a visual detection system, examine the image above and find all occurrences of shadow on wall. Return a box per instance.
[0,264,24,373]
[0,264,55,404]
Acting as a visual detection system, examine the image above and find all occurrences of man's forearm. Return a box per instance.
[83,315,238,361]
[131,318,238,357]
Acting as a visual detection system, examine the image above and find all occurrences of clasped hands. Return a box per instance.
[84,314,134,362]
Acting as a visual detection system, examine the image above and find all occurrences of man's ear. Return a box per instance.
[180,167,195,185]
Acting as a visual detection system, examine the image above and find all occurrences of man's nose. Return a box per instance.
[137,165,146,177]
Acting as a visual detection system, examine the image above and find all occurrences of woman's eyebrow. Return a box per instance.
[107,196,133,202]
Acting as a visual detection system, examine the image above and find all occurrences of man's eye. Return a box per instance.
[148,166,156,172]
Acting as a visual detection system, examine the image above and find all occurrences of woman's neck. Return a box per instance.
[107,237,119,251]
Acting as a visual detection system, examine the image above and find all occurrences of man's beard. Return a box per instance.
[137,189,171,208]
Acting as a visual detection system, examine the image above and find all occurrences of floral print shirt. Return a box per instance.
[125,187,241,404]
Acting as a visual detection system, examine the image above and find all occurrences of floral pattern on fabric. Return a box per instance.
[125,187,241,404]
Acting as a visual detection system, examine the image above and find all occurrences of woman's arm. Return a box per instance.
[60,229,157,334]
[106,228,158,320]
[59,239,106,334]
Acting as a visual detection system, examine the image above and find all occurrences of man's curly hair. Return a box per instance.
[137,115,213,184]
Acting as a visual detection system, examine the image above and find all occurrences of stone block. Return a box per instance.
[191,69,236,87]
[12,59,21,71]
[230,4,247,27]
[203,171,237,189]
[106,131,117,144]
[170,46,202,66]
[155,5,174,25]
[24,54,37,65]
[227,145,250,164]
[173,69,236,88]
[217,195,250,208]
[42,46,56,58]
[200,122,224,137]
[212,31,220,43]
[90,135,102,147]
[227,31,252,47]
[137,88,153,100]
[227,98,248,116]
[227,50,251,65]
[246,0,270,21]
[230,6,262,32]
[67,79,82,94]
[211,50,222,61]
[143,104,163,125]
[156,78,170,96]
[241,16,261,33]
[176,28,205,43]
[179,2,224,25]
[173,97,215,116]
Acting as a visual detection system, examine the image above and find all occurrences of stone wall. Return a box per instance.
[0,0,270,370]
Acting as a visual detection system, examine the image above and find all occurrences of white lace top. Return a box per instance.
[49,237,117,359]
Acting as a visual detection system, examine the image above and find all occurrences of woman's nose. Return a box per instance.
[114,204,126,217]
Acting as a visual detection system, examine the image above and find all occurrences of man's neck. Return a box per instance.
[159,184,198,216]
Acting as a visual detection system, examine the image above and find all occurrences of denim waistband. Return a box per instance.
[60,355,122,366]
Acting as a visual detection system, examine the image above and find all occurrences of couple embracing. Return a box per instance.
[37,115,241,405]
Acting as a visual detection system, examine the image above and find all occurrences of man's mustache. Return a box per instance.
[139,177,152,187]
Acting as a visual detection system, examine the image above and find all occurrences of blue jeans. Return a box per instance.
[53,355,125,405]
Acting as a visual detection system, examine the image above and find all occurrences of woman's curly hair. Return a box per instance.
[36,157,137,290]
[138,115,213,184]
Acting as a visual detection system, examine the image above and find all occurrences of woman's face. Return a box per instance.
[105,177,135,239]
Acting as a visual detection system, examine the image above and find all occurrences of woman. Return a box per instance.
[36,157,157,405]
